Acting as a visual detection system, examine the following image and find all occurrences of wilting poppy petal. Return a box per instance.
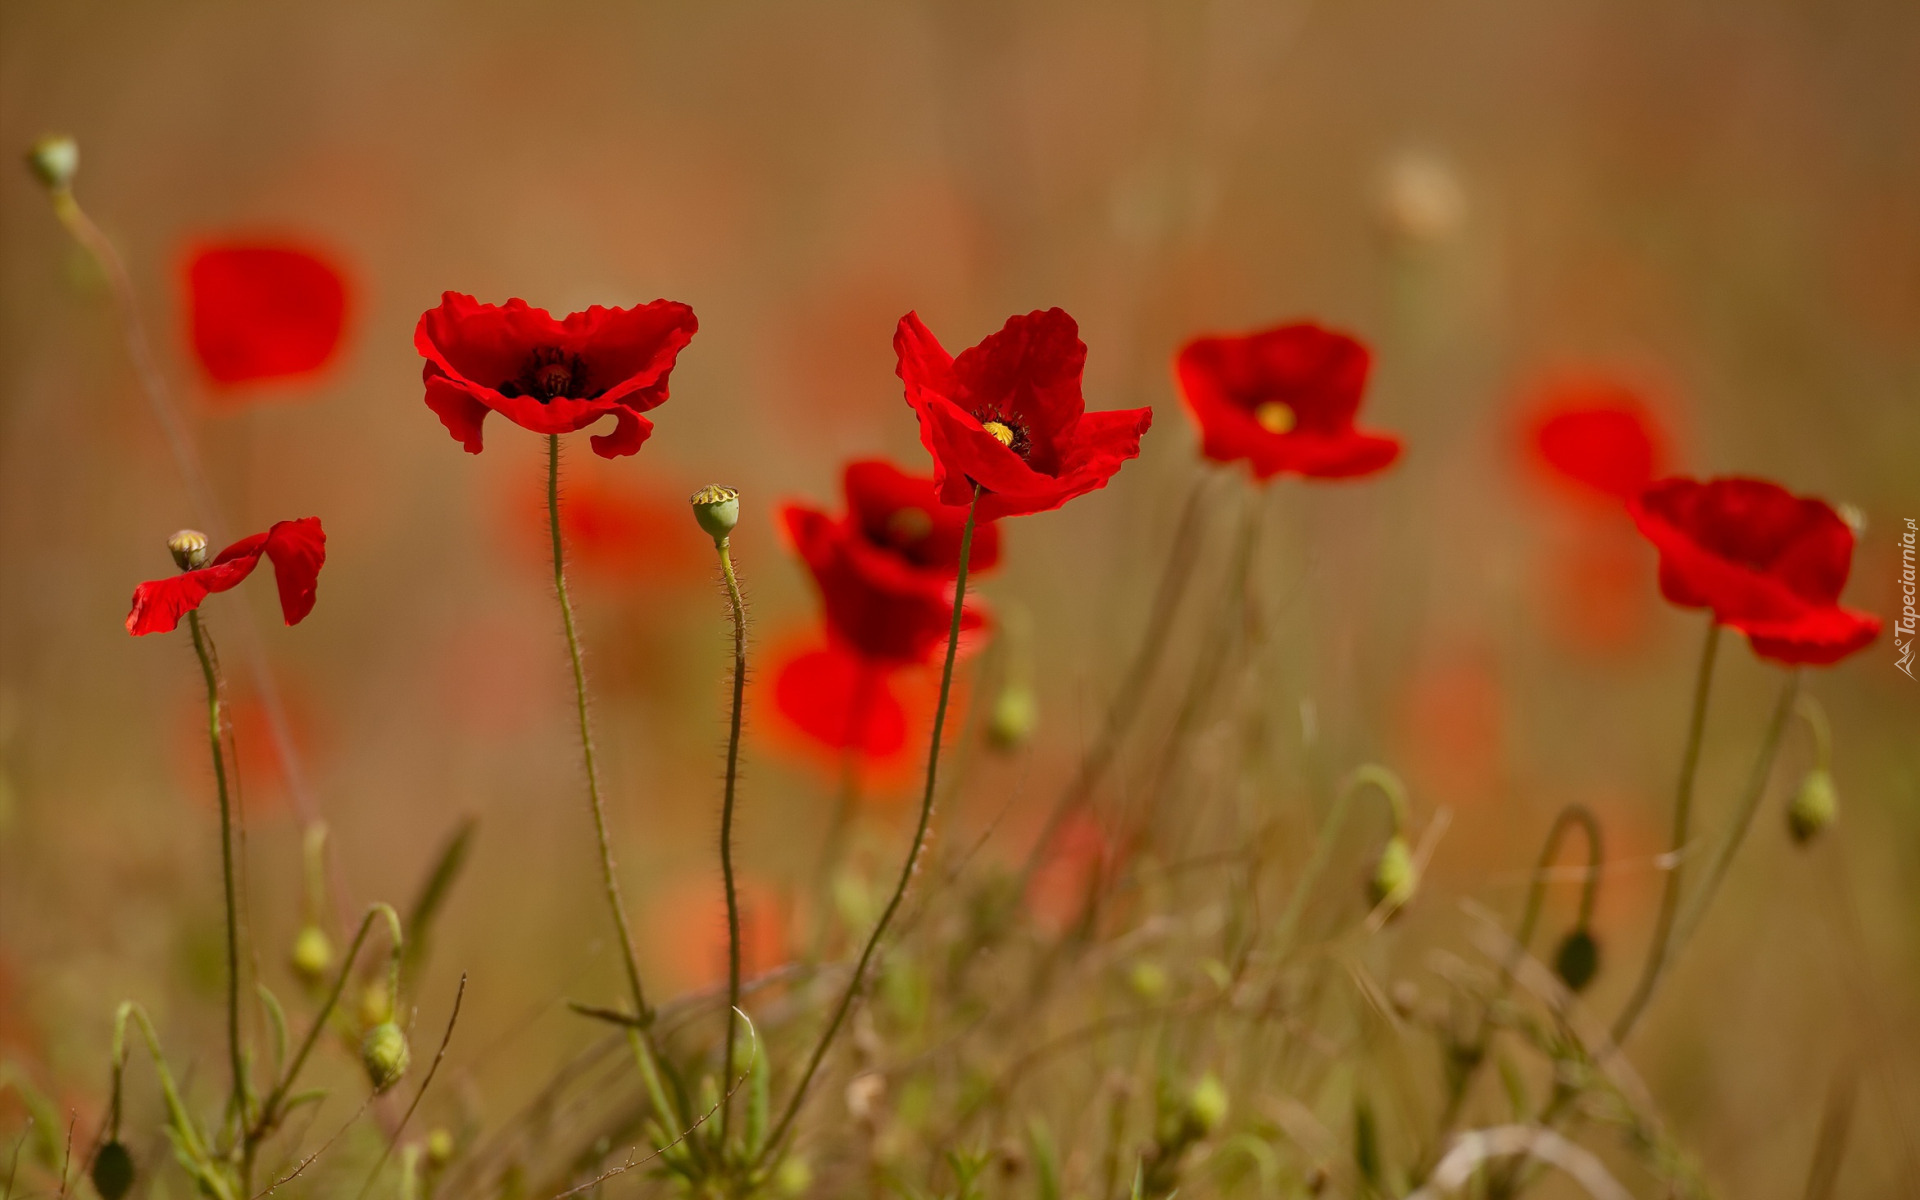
[896,310,1152,519]
[415,293,697,458]
[1175,323,1402,482]
[1630,476,1880,666]
[187,244,349,387]
[127,518,326,636]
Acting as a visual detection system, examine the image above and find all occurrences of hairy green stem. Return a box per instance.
[713,533,749,1143]
[547,435,651,1024]
[186,611,247,1132]
[760,485,982,1165]
[1271,764,1409,955]
[1610,619,1721,1047]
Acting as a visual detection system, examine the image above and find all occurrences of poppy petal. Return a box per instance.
[187,244,349,386]
[262,518,326,626]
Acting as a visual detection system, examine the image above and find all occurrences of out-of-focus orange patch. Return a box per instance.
[172,685,320,818]
[650,873,790,995]
[1541,520,1659,654]
[1025,810,1113,936]
[506,466,706,586]
[1398,647,1505,808]
[434,613,558,738]
[755,632,960,800]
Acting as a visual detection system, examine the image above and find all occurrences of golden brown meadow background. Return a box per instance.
[2,1,1918,1195]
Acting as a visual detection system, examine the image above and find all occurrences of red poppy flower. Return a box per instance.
[127,518,326,636]
[187,244,349,387]
[773,644,910,760]
[895,309,1152,519]
[1524,380,1668,502]
[781,459,997,665]
[1630,477,1881,665]
[1174,323,1401,480]
[415,292,698,458]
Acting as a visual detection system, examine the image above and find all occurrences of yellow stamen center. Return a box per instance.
[982,420,1016,447]
[1254,401,1296,434]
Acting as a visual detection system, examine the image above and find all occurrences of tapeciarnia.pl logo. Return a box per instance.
[1898,516,1916,679]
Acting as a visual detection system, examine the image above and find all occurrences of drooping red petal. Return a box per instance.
[187,244,349,387]
[126,519,325,636]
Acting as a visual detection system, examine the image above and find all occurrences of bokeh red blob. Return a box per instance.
[1520,378,1670,504]
[186,244,350,389]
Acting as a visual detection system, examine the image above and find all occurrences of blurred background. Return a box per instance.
[2,0,1917,1194]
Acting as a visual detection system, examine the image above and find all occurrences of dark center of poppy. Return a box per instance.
[500,347,595,402]
[975,413,1032,460]
[885,507,934,548]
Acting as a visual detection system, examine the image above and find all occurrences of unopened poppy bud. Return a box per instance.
[1788,768,1838,844]
[91,1141,134,1200]
[987,683,1037,751]
[25,135,77,192]
[358,979,393,1026]
[1367,835,1418,912]
[1185,1072,1228,1135]
[289,924,333,986]
[425,1127,455,1169]
[360,1021,410,1092]
[689,485,740,542]
[167,529,211,570]
[1553,927,1601,993]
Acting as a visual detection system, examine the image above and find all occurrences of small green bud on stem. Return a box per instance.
[167,529,210,570]
[1553,927,1601,993]
[1368,834,1418,913]
[1788,768,1838,844]
[25,135,78,192]
[360,1021,411,1092]
[690,485,740,543]
[290,924,333,987]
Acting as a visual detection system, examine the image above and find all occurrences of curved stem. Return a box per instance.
[713,534,749,1143]
[760,485,982,1165]
[1020,473,1212,883]
[1512,805,1604,957]
[547,435,650,1024]
[1670,669,1801,954]
[187,611,247,1130]
[1610,618,1721,1049]
[1272,764,1409,955]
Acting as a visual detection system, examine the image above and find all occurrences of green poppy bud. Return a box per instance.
[289,924,333,987]
[425,1127,455,1169]
[1186,1072,1229,1135]
[689,485,740,542]
[360,1021,411,1093]
[167,529,211,570]
[358,979,393,1027]
[1367,835,1418,913]
[1788,768,1838,844]
[986,683,1037,751]
[1553,927,1601,993]
[91,1141,135,1200]
[26,135,77,192]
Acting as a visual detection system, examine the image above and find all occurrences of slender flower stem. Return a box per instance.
[1610,618,1721,1048]
[1271,764,1409,956]
[712,534,749,1142]
[760,485,982,1165]
[1019,472,1213,884]
[186,610,247,1130]
[1671,669,1802,953]
[546,435,650,1024]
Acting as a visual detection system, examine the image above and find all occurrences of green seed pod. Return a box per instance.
[689,485,740,542]
[289,924,333,987]
[1553,927,1601,993]
[1367,835,1418,913]
[360,1021,411,1093]
[1788,768,1838,844]
[425,1127,456,1169]
[26,135,78,192]
[986,683,1037,751]
[1186,1072,1229,1136]
[167,529,211,570]
[91,1141,135,1200]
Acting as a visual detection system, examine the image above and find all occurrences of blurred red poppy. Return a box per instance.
[1026,809,1113,934]
[1630,476,1881,665]
[127,518,326,636]
[773,643,909,760]
[780,459,997,666]
[415,292,697,458]
[508,470,704,583]
[652,874,789,992]
[895,309,1152,519]
[1175,323,1401,481]
[1524,380,1669,502]
[187,244,349,388]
